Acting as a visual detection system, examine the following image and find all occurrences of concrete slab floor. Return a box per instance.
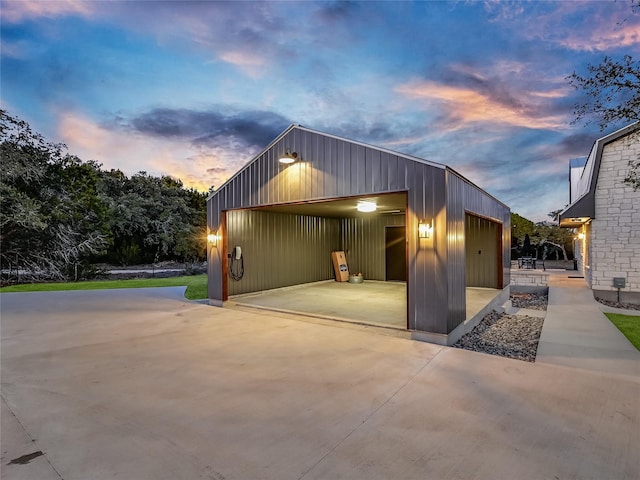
[231,280,407,329]
[1,288,639,480]
[230,280,501,330]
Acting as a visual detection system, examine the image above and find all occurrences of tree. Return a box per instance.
[98,171,207,265]
[1,110,107,281]
[48,156,110,278]
[530,221,574,261]
[510,212,574,260]
[510,212,534,258]
[568,55,640,131]
[567,1,640,190]
[174,187,207,265]
[1,110,56,280]
[625,155,640,190]
[548,209,563,223]
[1,109,208,283]
[523,234,532,257]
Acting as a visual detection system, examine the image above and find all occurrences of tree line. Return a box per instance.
[511,212,575,261]
[1,109,208,283]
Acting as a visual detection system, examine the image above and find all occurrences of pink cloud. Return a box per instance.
[218,50,267,78]
[1,0,92,23]
[395,80,566,131]
[512,1,640,53]
[56,112,247,192]
[558,23,640,52]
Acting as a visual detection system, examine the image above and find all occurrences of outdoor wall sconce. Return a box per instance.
[356,201,377,213]
[278,149,298,164]
[418,220,433,239]
[207,232,218,247]
[577,232,585,240]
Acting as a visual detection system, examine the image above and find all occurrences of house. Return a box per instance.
[569,157,588,202]
[559,122,640,305]
[207,125,511,344]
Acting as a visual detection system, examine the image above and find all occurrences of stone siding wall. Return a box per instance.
[510,270,549,287]
[590,132,640,294]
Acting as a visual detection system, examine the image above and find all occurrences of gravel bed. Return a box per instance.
[595,298,640,311]
[453,293,547,362]
[510,292,548,310]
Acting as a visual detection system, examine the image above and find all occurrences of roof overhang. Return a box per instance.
[559,191,594,227]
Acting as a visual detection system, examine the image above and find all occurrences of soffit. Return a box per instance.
[249,192,407,219]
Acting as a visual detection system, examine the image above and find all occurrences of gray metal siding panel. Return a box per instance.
[212,129,424,213]
[380,152,390,189]
[226,210,340,295]
[207,195,223,301]
[432,167,449,333]
[408,165,448,334]
[445,173,466,332]
[445,170,511,333]
[370,148,382,192]
[327,137,338,197]
[355,144,365,194]
[466,214,499,287]
[341,214,406,280]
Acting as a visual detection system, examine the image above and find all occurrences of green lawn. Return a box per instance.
[0,274,208,300]
[605,312,640,350]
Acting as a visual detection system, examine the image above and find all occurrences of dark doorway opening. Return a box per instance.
[385,226,406,281]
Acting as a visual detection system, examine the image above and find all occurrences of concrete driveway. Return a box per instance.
[1,288,639,480]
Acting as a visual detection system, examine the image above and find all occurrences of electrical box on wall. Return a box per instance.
[613,277,626,288]
[331,251,349,282]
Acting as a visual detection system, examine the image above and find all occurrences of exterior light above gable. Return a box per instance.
[279,150,298,164]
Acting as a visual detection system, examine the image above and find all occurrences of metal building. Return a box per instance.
[207,125,511,344]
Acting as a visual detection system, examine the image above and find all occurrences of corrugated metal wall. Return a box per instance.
[223,210,407,294]
[405,165,448,333]
[225,210,340,295]
[208,127,444,217]
[445,170,511,333]
[465,214,499,287]
[341,214,406,280]
[208,126,510,337]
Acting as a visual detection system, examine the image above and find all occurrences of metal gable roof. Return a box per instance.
[207,124,446,201]
[559,122,640,227]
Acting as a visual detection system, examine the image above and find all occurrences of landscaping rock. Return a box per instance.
[511,292,548,310]
[453,293,547,362]
[595,298,640,311]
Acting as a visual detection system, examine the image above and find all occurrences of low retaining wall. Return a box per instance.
[412,286,510,346]
[510,269,549,294]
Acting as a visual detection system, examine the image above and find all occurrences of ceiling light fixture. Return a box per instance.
[279,149,298,164]
[357,201,377,213]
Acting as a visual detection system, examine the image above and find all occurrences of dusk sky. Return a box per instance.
[2,0,638,222]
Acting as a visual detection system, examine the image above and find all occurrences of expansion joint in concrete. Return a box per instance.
[1,394,64,479]
[296,348,444,480]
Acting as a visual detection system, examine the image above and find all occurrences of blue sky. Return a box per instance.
[2,0,638,221]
